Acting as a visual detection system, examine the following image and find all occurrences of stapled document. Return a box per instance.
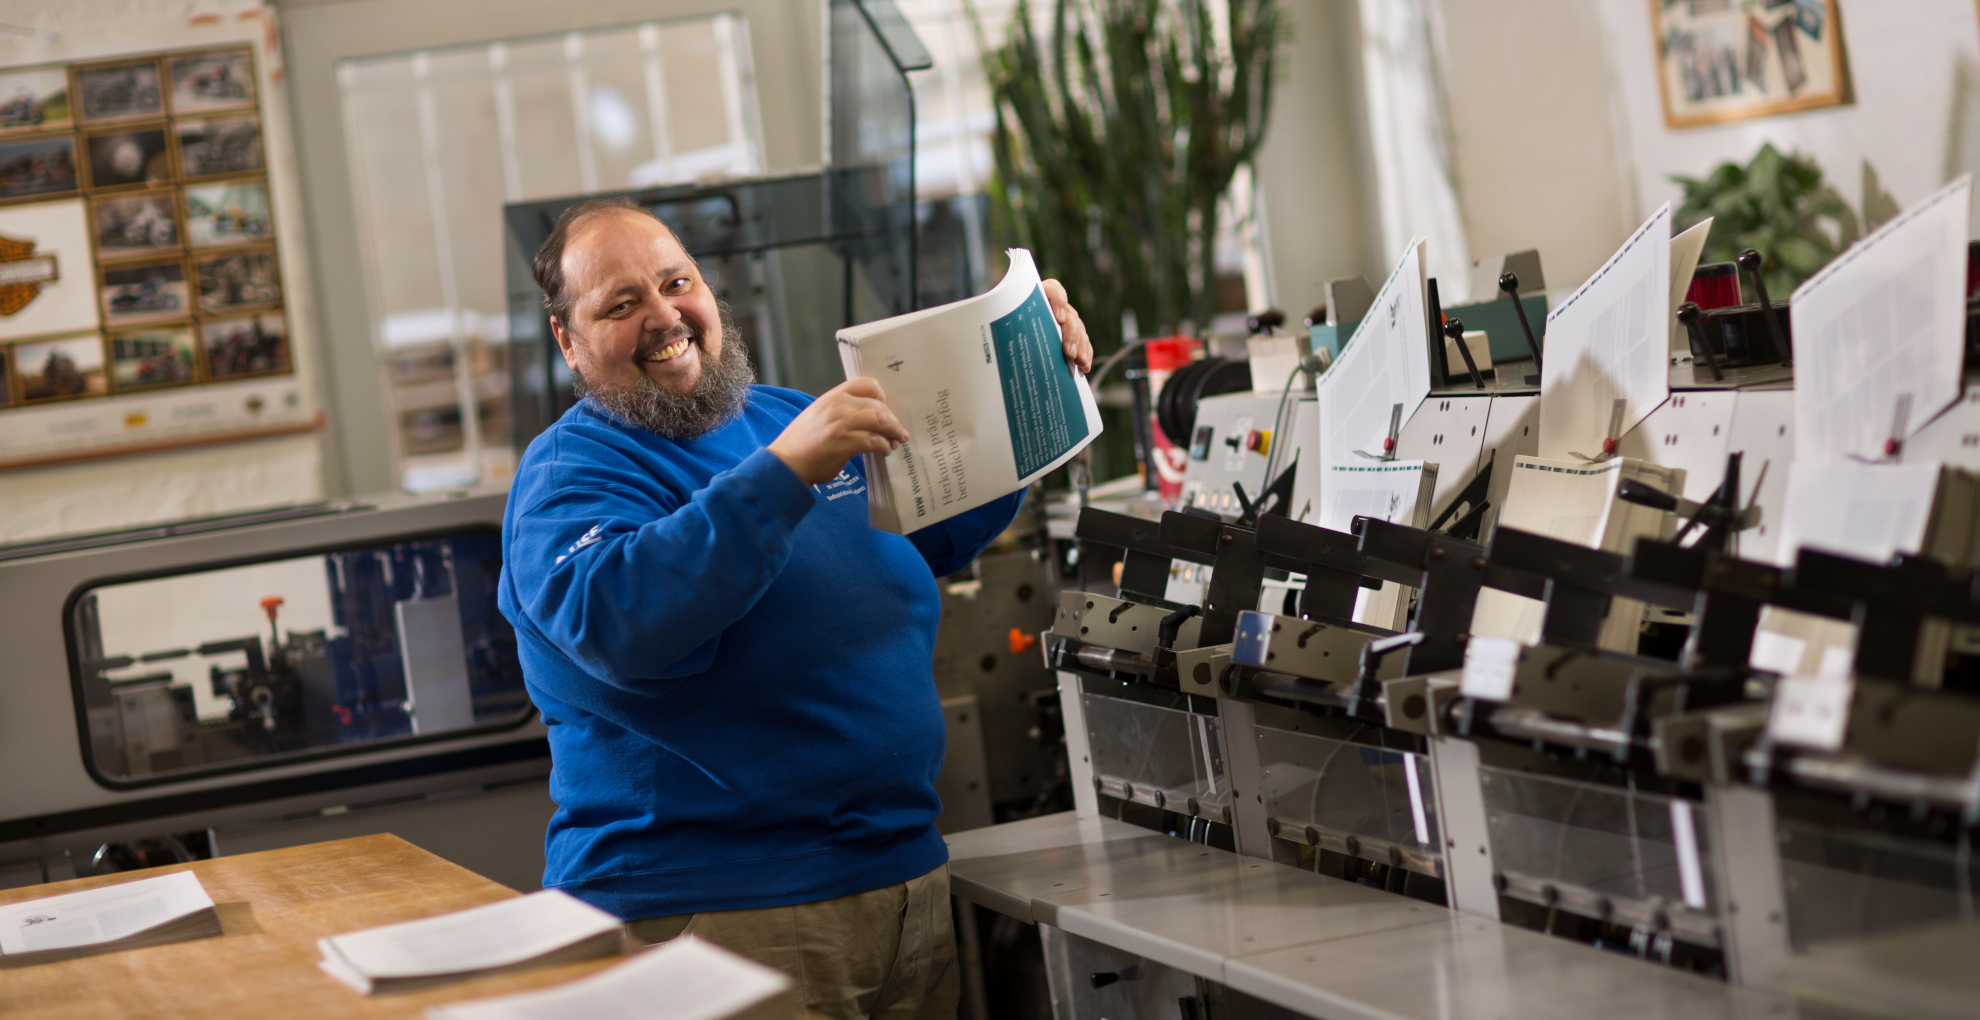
[426,935,794,1020]
[838,249,1104,534]
[0,870,221,967]
[318,889,624,995]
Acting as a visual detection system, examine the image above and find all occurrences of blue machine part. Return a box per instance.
[1233,611,1275,668]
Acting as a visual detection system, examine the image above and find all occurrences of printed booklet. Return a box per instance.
[838,249,1103,534]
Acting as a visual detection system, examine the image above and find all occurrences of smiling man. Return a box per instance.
[497,197,1090,1020]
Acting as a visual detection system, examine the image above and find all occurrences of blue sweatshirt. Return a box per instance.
[498,386,1023,920]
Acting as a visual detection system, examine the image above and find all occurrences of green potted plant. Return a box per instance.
[1672,142,1860,298]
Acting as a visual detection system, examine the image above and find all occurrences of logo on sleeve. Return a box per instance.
[554,523,606,565]
[813,468,867,501]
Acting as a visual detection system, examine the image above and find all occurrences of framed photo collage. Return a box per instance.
[0,45,290,412]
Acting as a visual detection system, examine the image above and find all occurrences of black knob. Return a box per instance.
[1736,248,1764,272]
[1677,301,1724,381]
[1498,272,1521,295]
[1442,316,1466,340]
[1248,309,1287,335]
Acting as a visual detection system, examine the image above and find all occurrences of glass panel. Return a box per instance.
[1082,692,1226,810]
[1778,818,1979,951]
[72,531,527,784]
[1481,766,1718,934]
[1256,725,1440,874]
[337,18,764,493]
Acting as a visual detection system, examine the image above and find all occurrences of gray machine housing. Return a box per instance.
[0,489,556,891]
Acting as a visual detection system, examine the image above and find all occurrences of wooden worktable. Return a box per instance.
[1,834,629,1019]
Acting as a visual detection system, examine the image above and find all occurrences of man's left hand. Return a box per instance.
[1042,279,1092,375]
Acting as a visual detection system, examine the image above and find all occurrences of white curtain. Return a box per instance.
[1357,0,1472,302]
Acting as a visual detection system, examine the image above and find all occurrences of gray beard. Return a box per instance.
[575,319,755,440]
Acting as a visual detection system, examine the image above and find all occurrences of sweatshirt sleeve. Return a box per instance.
[504,445,815,695]
[908,488,1027,578]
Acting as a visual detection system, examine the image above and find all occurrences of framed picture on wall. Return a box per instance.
[0,66,73,136]
[109,323,197,389]
[201,311,287,379]
[1652,0,1848,128]
[0,134,78,202]
[16,332,107,402]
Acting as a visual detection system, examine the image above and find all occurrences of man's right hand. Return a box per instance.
[769,378,913,485]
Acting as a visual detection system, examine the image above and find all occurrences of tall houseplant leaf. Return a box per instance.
[974,0,1283,354]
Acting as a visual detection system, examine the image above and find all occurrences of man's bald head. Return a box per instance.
[531,197,678,330]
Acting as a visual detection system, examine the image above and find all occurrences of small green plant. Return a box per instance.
[1672,142,1859,298]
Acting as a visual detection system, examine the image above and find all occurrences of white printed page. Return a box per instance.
[1469,456,1627,645]
[0,870,212,956]
[1773,460,1942,567]
[1791,176,1972,463]
[1317,239,1432,471]
[428,936,791,1020]
[320,890,620,979]
[839,249,1102,533]
[1318,460,1434,533]
[1538,203,1673,459]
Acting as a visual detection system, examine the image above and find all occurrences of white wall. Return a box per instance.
[1432,0,1980,303]
[1254,0,1389,323]
[0,0,326,544]
[1599,0,1980,238]
[1439,0,1635,295]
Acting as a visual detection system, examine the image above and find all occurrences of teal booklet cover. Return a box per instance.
[837,249,1104,533]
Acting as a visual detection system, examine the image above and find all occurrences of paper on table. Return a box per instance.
[1668,217,1713,353]
[0,870,212,956]
[1792,176,1972,464]
[1772,460,1942,568]
[319,890,621,982]
[1538,203,1673,459]
[426,936,793,1020]
[1317,239,1432,471]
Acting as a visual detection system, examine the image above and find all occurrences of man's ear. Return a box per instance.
[549,316,578,368]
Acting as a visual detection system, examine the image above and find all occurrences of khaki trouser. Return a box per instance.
[626,864,957,1020]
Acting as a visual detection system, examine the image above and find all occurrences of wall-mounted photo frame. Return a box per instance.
[184,179,269,247]
[194,246,278,313]
[201,311,286,379]
[91,190,180,259]
[1652,0,1848,128]
[75,60,164,124]
[16,331,107,402]
[109,323,197,390]
[176,114,261,178]
[0,66,73,136]
[83,126,172,190]
[0,134,78,203]
[100,258,188,326]
[168,50,255,115]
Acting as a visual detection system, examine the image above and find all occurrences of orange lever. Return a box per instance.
[1008,628,1039,656]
